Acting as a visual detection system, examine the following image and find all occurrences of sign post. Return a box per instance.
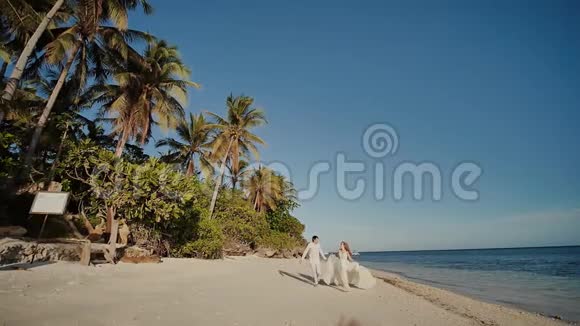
[29,191,70,239]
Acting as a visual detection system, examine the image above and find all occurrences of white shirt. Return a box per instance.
[302,242,326,262]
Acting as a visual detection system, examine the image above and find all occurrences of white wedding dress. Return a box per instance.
[321,250,376,289]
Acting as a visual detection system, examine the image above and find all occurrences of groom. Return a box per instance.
[300,235,327,286]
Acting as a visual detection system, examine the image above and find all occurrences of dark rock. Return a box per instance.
[222,240,253,256]
[0,238,82,264]
[0,226,27,237]
[119,245,160,263]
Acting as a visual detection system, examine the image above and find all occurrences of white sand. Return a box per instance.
[0,256,568,326]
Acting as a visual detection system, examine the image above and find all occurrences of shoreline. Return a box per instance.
[367,268,574,325]
[359,245,580,254]
[368,267,571,321]
[0,256,572,326]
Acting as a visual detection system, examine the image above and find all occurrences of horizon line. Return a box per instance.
[359,244,580,254]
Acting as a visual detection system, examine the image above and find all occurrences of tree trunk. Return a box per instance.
[44,123,69,190]
[1,0,65,104]
[0,61,9,123]
[104,218,119,264]
[114,127,130,157]
[186,156,195,176]
[231,140,239,176]
[0,61,7,80]
[111,126,130,233]
[104,206,115,236]
[23,42,80,170]
[208,138,233,218]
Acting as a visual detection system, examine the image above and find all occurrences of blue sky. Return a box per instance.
[129,0,580,251]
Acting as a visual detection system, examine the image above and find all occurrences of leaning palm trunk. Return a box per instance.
[254,196,259,211]
[0,61,7,123]
[114,127,130,157]
[1,0,65,111]
[44,122,69,190]
[0,61,7,80]
[186,157,195,177]
[107,128,130,233]
[23,42,80,169]
[109,126,131,233]
[209,138,234,218]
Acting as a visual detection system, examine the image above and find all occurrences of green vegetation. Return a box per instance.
[0,0,304,259]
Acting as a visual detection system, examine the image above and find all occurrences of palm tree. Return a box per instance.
[21,0,153,168]
[0,0,152,106]
[244,166,284,212]
[278,174,298,206]
[226,159,250,190]
[156,112,213,177]
[1,36,10,77]
[92,39,196,236]
[95,39,198,157]
[0,80,43,127]
[30,66,97,159]
[0,0,66,109]
[205,95,267,218]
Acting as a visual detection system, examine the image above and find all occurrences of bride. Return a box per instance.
[321,241,376,290]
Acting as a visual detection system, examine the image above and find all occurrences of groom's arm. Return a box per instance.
[301,243,311,261]
[319,246,327,260]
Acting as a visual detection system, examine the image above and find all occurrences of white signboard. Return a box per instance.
[29,191,70,215]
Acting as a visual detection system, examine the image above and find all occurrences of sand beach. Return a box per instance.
[0,256,568,326]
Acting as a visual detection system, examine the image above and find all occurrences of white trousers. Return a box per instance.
[309,260,321,284]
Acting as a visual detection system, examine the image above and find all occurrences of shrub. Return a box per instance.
[214,193,269,246]
[52,140,307,259]
[266,212,305,239]
[57,140,207,226]
[162,206,204,249]
[259,231,302,251]
[0,131,21,180]
[130,223,168,256]
[179,218,224,259]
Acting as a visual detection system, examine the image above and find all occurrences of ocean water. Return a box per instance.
[357,246,580,321]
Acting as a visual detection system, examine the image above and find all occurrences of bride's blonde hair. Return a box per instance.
[340,241,352,256]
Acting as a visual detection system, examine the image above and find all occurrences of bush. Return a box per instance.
[51,140,307,259]
[214,193,269,246]
[0,131,21,180]
[266,212,305,239]
[162,206,204,249]
[179,218,224,259]
[130,223,168,256]
[57,141,207,226]
[259,231,303,251]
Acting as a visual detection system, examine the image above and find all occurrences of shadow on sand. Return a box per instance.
[0,261,54,271]
[278,270,348,292]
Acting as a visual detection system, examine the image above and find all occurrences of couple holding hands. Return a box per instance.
[300,236,376,291]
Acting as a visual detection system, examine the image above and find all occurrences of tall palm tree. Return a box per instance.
[30,66,96,159]
[205,95,267,218]
[0,80,43,122]
[244,166,284,213]
[95,39,198,157]
[0,0,66,109]
[0,0,152,106]
[226,159,250,190]
[278,174,298,206]
[21,0,152,168]
[1,36,10,76]
[91,39,196,236]
[156,112,213,177]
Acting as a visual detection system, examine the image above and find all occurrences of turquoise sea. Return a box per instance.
[357,246,580,321]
